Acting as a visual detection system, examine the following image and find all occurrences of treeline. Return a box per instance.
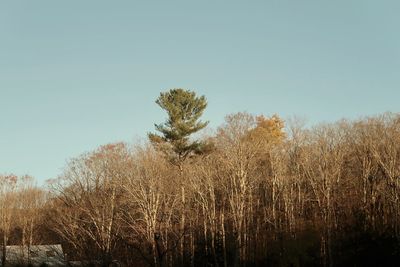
[1,91,400,267]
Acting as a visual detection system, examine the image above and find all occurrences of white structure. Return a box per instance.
[1,244,66,266]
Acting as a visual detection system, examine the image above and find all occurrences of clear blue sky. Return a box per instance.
[1,0,399,183]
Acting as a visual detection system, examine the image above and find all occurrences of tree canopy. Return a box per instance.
[148,89,210,166]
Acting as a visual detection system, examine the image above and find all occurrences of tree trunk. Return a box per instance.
[221,212,227,267]
[180,186,186,266]
[2,232,7,267]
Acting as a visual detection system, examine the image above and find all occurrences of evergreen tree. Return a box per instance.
[148,89,210,166]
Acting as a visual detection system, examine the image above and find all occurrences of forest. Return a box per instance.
[1,89,400,267]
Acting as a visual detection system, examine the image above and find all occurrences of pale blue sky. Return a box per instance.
[1,0,399,183]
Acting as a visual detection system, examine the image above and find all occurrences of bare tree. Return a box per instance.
[52,143,129,265]
[0,174,18,267]
[122,146,178,267]
[15,175,47,265]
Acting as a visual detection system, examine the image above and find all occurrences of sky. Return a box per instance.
[1,0,399,183]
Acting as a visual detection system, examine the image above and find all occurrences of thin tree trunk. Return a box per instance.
[221,212,227,267]
[180,186,185,266]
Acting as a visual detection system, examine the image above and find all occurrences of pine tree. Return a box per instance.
[148,89,211,167]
